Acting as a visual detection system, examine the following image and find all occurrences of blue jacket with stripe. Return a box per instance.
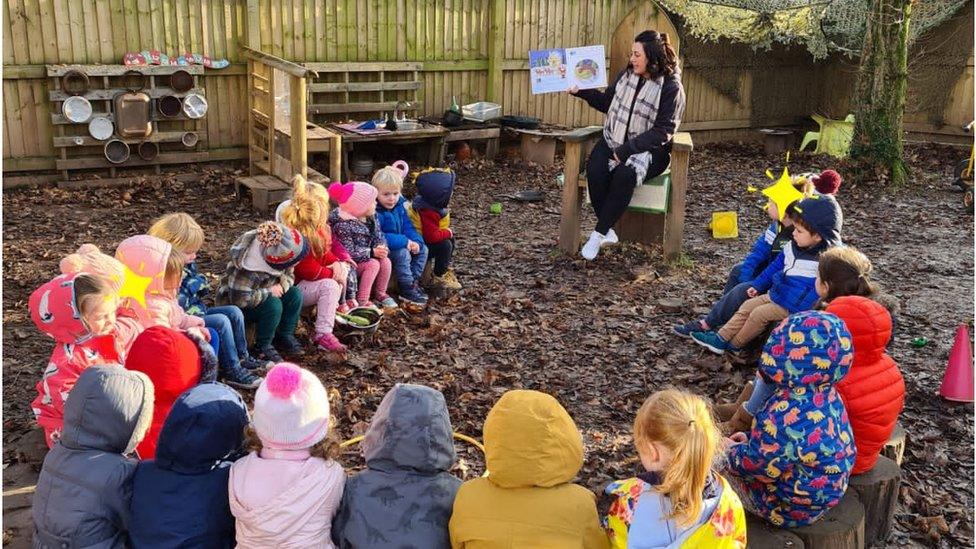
[740,221,794,284]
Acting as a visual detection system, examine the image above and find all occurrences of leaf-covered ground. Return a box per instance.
[3,143,972,547]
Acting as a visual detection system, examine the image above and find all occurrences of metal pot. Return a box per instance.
[158,95,183,118]
[61,70,90,96]
[137,141,159,160]
[169,70,193,93]
[104,139,130,164]
[181,132,199,147]
[62,96,93,123]
[121,70,146,92]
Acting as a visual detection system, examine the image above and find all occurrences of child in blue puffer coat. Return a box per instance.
[691,194,843,355]
[373,161,429,306]
[724,310,856,528]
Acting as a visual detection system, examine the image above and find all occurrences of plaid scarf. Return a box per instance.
[603,70,664,183]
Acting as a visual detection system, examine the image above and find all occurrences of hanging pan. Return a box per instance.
[158,95,183,118]
[62,96,93,123]
[137,141,159,161]
[182,93,208,119]
[87,116,114,140]
[104,139,130,164]
[61,70,90,96]
[114,92,152,138]
[121,70,147,92]
[169,70,194,93]
[181,132,199,147]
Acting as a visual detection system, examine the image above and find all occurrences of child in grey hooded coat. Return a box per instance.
[332,383,461,549]
[32,366,154,549]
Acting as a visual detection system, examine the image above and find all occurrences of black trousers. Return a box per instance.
[428,237,455,276]
[586,139,671,235]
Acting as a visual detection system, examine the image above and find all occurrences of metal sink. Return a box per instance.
[394,120,424,132]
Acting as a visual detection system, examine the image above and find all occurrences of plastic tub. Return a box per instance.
[461,101,501,122]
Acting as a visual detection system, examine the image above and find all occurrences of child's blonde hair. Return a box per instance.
[633,389,721,528]
[148,213,205,252]
[371,166,405,192]
[163,248,186,290]
[818,246,876,303]
[73,274,115,315]
[279,175,331,256]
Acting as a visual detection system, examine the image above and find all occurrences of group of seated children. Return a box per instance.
[29,161,462,448]
[33,299,904,549]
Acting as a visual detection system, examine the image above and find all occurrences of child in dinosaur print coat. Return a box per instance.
[724,310,856,529]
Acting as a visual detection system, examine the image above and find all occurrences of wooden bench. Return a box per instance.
[303,62,448,177]
[557,129,693,260]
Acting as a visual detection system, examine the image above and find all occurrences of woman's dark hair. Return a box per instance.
[633,30,678,78]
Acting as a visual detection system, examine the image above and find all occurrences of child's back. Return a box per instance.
[449,390,607,548]
[130,382,249,549]
[33,366,154,549]
[333,383,461,549]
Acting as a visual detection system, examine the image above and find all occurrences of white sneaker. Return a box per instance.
[580,231,604,260]
[601,228,619,247]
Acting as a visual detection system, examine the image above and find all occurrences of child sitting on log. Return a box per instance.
[690,194,843,357]
[373,161,430,306]
[724,310,856,528]
[602,389,747,547]
[408,168,462,290]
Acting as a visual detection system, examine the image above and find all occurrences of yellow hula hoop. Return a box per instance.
[341,432,485,454]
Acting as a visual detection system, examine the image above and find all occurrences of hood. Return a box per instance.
[826,296,892,363]
[125,326,202,403]
[414,168,456,211]
[760,311,853,390]
[483,390,583,489]
[115,234,173,295]
[362,383,456,474]
[30,273,93,344]
[60,365,155,454]
[155,382,249,474]
[794,195,843,249]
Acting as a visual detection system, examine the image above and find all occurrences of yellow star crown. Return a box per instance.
[114,264,153,309]
[762,166,805,221]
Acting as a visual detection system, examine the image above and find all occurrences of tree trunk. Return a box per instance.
[850,0,912,186]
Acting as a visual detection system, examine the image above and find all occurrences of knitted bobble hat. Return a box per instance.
[332,181,378,218]
[813,169,842,195]
[256,221,308,270]
[253,362,331,451]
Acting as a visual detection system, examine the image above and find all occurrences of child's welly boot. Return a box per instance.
[713,381,754,421]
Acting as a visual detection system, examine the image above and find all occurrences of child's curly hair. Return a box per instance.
[241,422,342,460]
[279,175,332,257]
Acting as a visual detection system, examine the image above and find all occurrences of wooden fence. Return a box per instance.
[3,0,973,172]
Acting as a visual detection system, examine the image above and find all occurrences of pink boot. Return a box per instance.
[315,332,347,353]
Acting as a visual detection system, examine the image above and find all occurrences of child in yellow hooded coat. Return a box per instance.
[449,390,607,548]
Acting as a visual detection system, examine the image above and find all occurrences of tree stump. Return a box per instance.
[848,455,901,547]
[746,513,805,548]
[789,491,865,549]
[881,422,905,466]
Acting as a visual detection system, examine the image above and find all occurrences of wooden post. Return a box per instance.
[247,59,255,175]
[663,131,693,262]
[790,490,866,549]
[849,455,901,547]
[559,141,583,254]
[289,74,307,179]
[267,67,276,178]
[329,132,342,183]
[881,422,906,466]
[246,0,260,48]
[745,514,805,548]
[486,0,505,103]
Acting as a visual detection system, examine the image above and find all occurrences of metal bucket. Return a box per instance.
[169,70,194,93]
[121,70,146,92]
[181,132,199,147]
[351,157,374,177]
[158,95,182,118]
[104,139,130,164]
[137,141,159,160]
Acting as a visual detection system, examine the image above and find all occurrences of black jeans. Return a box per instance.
[428,238,455,276]
[586,139,671,235]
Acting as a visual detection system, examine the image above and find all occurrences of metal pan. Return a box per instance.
[169,70,194,93]
[181,132,199,147]
[104,139,130,164]
[182,93,208,119]
[88,116,114,140]
[137,141,159,160]
[62,96,93,123]
[158,95,183,118]
[61,70,90,96]
[121,70,147,92]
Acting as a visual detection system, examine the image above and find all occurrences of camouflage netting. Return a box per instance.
[658,0,970,59]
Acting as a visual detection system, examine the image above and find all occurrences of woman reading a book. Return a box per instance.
[569,30,685,261]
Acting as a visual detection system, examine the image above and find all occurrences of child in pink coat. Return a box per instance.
[229,363,345,547]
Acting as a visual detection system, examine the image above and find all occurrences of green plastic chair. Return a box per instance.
[800,114,855,158]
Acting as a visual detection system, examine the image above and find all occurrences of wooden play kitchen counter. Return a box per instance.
[328,123,449,180]
[419,116,501,162]
[557,128,693,261]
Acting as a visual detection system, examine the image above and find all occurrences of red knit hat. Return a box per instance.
[813,169,842,195]
[125,326,202,458]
